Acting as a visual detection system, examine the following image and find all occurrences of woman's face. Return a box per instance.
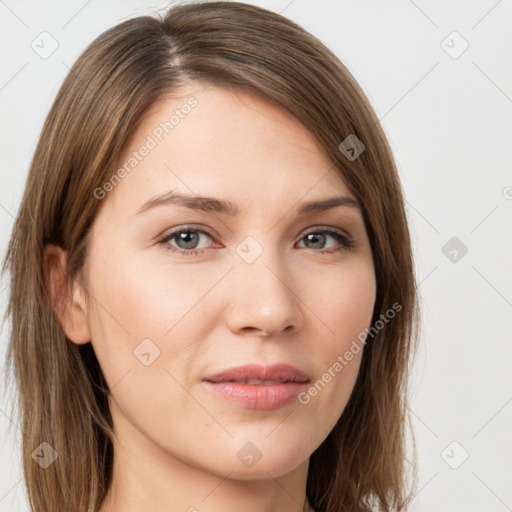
[81,83,376,480]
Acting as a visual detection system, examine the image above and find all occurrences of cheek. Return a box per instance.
[314,261,376,353]
[299,261,375,416]
[85,244,230,394]
[87,242,219,340]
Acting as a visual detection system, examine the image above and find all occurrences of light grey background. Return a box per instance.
[1,1,511,511]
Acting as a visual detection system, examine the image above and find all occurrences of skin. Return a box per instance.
[44,83,376,512]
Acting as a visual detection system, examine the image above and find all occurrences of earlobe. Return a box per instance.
[43,243,91,345]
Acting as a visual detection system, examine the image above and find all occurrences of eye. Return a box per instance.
[157,225,357,257]
[297,228,356,253]
[157,226,217,256]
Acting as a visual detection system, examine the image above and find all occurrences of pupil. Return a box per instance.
[307,233,325,249]
[177,231,198,249]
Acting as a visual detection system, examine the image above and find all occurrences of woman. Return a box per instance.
[1,2,420,511]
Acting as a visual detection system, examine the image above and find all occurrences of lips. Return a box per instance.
[202,363,310,410]
[203,363,310,385]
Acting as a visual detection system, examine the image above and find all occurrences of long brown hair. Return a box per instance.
[1,2,420,511]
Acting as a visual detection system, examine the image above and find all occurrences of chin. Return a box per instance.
[225,457,307,481]
[222,439,311,480]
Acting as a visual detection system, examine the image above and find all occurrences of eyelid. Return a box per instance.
[301,225,352,239]
[299,226,357,251]
[157,224,351,244]
[156,224,220,255]
[158,223,218,241]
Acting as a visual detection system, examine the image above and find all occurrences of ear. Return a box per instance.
[43,243,91,344]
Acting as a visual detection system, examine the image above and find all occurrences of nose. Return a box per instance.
[224,245,305,337]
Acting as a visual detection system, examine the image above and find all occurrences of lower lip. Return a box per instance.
[203,381,309,410]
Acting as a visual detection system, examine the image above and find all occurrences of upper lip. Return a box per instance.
[203,363,310,384]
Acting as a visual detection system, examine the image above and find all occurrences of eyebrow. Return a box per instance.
[135,190,361,216]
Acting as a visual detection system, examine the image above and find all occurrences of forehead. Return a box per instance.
[98,84,354,219]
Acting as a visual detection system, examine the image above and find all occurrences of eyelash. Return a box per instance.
[157,225,357,257]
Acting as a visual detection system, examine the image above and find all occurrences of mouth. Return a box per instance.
[202,363,310,410]
[211,379,298,385]
[203,363,310,384]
